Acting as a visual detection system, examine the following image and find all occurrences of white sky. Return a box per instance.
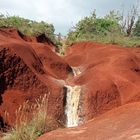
[0,0,139,35]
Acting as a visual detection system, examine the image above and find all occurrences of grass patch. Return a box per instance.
[2,94,61,140]
[66,34,140,48]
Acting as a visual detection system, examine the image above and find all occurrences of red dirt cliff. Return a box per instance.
[65,42,140,121]
[38,41,140,140]
[0,28,71,126]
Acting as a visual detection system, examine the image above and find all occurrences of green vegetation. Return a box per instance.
[133,17,140,37]
[0,14,56,43]
[67,6,140,47]
[67,11,121,43]
[2,94,62,140]
[0,3,140,49]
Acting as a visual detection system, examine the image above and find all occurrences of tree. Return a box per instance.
[120,1,139,36]
[67,10,121,42]
[105,10,121,22]
[133,16,140,36]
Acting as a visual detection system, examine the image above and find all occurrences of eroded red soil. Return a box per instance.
[0,28,71,126]
[65,42,140,121]
[1,29,140,139]
[39,41,140,140]
[38,102,140,140]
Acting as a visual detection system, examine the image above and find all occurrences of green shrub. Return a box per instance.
[67,10,140,47]
[0,14,56,42]
[67,10,122,43]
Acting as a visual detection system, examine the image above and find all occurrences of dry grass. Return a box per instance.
[2,93,59,140]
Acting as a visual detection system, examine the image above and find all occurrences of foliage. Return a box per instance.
[0,14,55,42]
[67,8,140,47]
[67,10,123,44]
[133,16,140,36]
[120,1,139,36]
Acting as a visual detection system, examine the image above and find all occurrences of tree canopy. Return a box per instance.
[133,17,140,36]
[67,11,122,42]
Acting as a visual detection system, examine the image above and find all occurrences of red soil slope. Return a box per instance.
[38,102,140,140]
[39,42,140,140]
[65,42,140,121]
[1,29,140,139]
[0,28,71,126]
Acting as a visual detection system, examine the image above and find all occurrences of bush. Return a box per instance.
[66,10,140,47]
[0,14,56,42]
[67,10,123,44]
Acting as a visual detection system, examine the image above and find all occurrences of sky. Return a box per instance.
[0,0,139,35]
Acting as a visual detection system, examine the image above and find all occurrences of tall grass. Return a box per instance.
[2,93,58,140]
[67,34,140,48]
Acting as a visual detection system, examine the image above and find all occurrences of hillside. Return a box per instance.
[39,41,140,140]
[0,28,140,140]
[0,28,71,126]
[38,102,140,140]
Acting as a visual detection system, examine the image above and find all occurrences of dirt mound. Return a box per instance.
[65,41,140,121]
[0,28,71,126]
[0,28,55,47]
[0,28,24,42]
[38,102,140,140]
